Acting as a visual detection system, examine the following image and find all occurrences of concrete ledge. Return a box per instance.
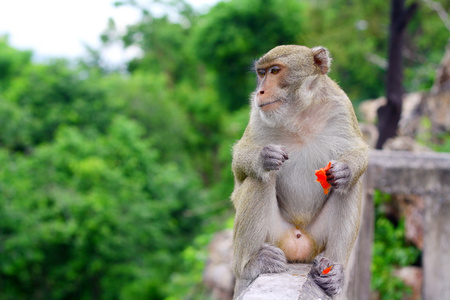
[237,264,331,300]
[366,150,450,196]
[353,150,450,299]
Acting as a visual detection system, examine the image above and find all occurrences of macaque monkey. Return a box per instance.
[231,45,369,298]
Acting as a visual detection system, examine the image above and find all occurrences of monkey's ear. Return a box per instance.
[312,47,332,75]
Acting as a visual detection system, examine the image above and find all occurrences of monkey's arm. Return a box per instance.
[232,131,288,184]
[232,137,263,184]
[324,102,369,192]
[328,142,369,192]
[340,142,369,183]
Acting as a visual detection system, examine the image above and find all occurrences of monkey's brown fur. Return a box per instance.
[231,45,369,298]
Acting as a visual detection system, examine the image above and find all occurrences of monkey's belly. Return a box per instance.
[275,156,329,226]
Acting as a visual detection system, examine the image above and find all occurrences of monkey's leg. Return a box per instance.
[308,183,362,297]
[232,175,288,298]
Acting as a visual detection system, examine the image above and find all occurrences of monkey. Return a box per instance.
[231,45,369,298]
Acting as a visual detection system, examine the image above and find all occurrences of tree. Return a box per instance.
[192,0,305,110]
[300,0,389,102]
[376,0,418,149]
[102,0,198,85]
[1,60,116,150]
[0,117,207,299]
[0,36,32,91]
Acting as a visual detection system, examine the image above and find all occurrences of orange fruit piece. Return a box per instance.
[322,266,333,275]
[315,162,332,194]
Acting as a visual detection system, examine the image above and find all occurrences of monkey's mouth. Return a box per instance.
[258,99,282,108]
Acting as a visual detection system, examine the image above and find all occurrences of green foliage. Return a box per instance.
[1,60,116,150]
[0,36,32,91]
[193,0,305,110]
[101,72,197,164]
[417,117,450,152]
[433,134,450,152]
[371,191,421,300]
[165,218,234,300]
[0,33,228,299]
[123,16,195,82]
[301,0,389,101]
[405,0,450,91]
[0,117,206,299]
[0,96,33,150]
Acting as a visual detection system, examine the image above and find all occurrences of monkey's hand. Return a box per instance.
[326,161,351,190]
[260,145,289,171]
[243,243,288,280]
[310,257,344,296]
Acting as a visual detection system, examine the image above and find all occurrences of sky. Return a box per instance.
[0,0,219,65]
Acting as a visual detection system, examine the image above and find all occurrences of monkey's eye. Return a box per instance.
[270,67,280,74]
[257,69,266,77]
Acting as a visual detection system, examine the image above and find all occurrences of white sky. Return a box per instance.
[0,0,219,65]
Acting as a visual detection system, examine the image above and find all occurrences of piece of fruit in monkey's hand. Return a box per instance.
[315,162,332,194]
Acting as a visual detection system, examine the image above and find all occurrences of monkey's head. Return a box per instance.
[252,45,332,123]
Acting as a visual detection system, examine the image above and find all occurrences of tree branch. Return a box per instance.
[399,2,419,30]
[422,0,450,31]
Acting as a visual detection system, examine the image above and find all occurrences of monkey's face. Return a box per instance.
[254,63,288,112]
[253,46,319,112]
[252,45,331,127]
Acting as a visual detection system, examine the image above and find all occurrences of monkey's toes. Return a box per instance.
[310,257,344,296]
[257,243,288,274]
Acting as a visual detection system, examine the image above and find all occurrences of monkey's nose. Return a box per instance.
[259,91,265,94]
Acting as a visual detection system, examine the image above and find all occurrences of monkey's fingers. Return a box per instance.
[263,159,284,171]
[326,169,350,179]
[312,257,331,271]
[329,178,349,189]
[326,161,351,189]
[256,244,288,274]
[327,161,350,175]
[280,147,289,160]
[261,145,289,171]
[263,145,289,159]
[311,257,344,296]
[312,267,344,296]
[266,152,287,162]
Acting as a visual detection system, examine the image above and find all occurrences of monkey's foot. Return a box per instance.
[245,243,288,280]
[310,257,344,296]
[257,243,289,274]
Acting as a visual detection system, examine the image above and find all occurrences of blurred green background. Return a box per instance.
[0,0,448,299]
